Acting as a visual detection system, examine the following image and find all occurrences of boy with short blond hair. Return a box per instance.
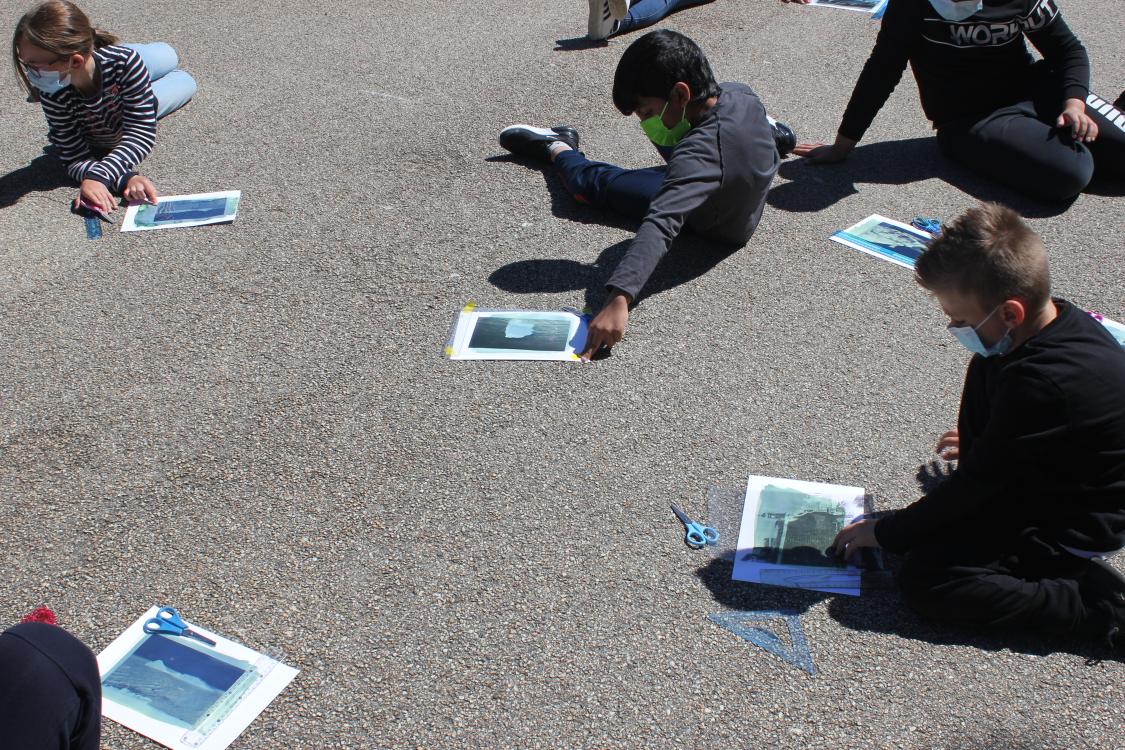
[833,203,1125,648]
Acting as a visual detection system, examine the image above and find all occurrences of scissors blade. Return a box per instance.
[670,504,693,526]
[183,628,217,647]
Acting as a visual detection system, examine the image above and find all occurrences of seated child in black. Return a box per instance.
[795,0,1125,202]
[832,203,1125,647]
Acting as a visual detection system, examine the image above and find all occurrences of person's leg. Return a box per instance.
[122,42,197,119]
[552,148,665,221]
[936,101,1094,202]
[1082,91,1125,182]
[897,533,1105,635]
[614,0,717,35]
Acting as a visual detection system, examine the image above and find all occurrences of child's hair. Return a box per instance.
[915,203,1050,310]
[612,30,720,115]
[12,0,118,100]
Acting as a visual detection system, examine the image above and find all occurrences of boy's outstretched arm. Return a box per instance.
[581,290,632,360]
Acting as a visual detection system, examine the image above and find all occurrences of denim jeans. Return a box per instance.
[123,42,197,119]
[552,149,665,221]
[615,0,716,35]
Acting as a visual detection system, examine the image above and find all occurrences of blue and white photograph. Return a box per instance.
[102,634,253,730]
[830,214,935,269]
[446,308,588,361]
[122,190,241,232]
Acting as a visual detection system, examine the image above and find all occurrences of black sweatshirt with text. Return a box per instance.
[875,300,1125,555]
[839,0,1090,140]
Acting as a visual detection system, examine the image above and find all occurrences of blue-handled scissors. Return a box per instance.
[911,216,942,236]
[671,504,720,549]
[143,607,216,646]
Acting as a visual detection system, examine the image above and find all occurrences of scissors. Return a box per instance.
[671,504,720,549]
[143,607,216,646]
[911,216,942,236]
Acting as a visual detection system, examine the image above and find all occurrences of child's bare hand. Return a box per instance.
[581,292,630,360]
[794,134,856,164]
[1057,98,1097,143]
[124,175,159,204]
[830,518,881,561]
[935,429,960,460]
[77,178,116,213]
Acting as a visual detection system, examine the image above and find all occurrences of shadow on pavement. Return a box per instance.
[826,592,1124,664]
[695,546,1122,665]
[768,137,1078,219]
[0,153,71,210]
[486,154,740,310]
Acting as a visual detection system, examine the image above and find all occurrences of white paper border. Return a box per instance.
[733,475,866,596]
[121,191,241,232]
[446,309,588,361]
[97,606,298,750]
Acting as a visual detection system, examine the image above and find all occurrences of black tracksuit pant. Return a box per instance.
[937,65,1125,202]
[897,527,1110,635]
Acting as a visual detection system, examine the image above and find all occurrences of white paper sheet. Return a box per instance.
[121,191,241,232]
[97,606,298,750]
[830,213,935,269]
[445,307,588,361]
[732,475,867,596]
[809,0,886,13]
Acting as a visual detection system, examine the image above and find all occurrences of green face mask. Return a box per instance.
[640,100,691,147]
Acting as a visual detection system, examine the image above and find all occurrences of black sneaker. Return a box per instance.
[1114,90,1124,110]
[767,116,796,158]
[498,125,580,163]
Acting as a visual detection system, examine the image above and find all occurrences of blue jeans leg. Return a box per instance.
[553,149,666,221]
[615,0,715,35]
[123,42,197,119]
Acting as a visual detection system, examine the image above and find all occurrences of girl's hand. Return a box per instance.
[77,179,117,213]
[793,133,857,164]
[1057,98,1098,143]
[124,175,159,204]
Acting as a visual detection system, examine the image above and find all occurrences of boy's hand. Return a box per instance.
[794,134,857,164]
[1057,98,1098,143]
[77,179,117,213]
[935,429,960,460]
[124,175,159,204]
[830,518,881,562]
[581,291,631,360]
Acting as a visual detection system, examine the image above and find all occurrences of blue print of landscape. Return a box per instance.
[103,635,247,729]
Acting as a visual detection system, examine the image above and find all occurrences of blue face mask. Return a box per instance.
[948,304,1013,358]
[24,66,72,95]
[928,0,983,22]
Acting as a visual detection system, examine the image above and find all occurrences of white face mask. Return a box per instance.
[24,66,71,95]
[928,0,983,22]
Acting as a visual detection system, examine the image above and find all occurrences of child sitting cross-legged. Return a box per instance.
[832,203,1125,650]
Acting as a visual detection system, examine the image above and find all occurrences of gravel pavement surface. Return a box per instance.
[1,0,1123,748]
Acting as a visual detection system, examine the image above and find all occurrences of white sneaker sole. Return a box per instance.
[499,124,556,138]
[588,0,615,40]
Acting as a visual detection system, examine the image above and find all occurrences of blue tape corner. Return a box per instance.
[708,609,816,676]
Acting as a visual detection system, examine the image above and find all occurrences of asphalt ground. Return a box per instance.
[1,0,1123,747]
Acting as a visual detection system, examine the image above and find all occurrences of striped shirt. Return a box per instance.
[39,45,157,191]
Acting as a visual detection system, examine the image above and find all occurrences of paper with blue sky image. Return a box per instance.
[97,606,297,750]
[121,190,241,232]
[445,307,589,361]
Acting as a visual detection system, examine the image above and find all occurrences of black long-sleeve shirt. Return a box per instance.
[839,0,1090,140]
[876,300,1125,554]
[0,623,102,750]
[608,82,779,299]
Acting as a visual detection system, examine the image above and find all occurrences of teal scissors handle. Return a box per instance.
[671,504,720,549]
[143,607,217,646]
